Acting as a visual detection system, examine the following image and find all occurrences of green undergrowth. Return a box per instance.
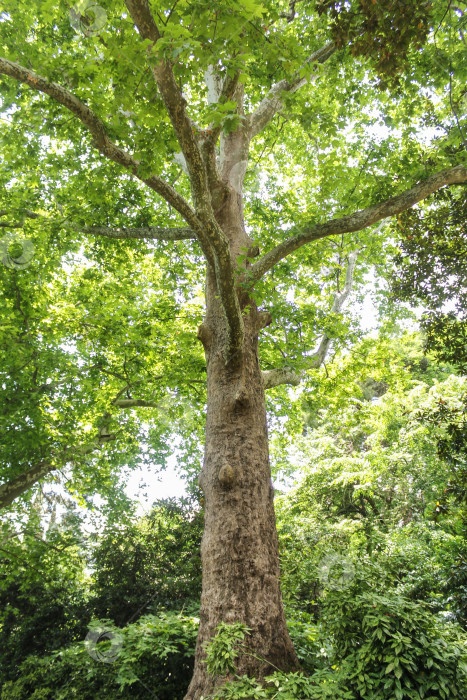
[4,588,466,700]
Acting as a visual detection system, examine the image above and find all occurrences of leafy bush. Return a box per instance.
[210,670,354,699]
[0,499,202,689]
[324,590,467,699]
[0,523,91,686]
[204,622,353,699]
[443,550,467,629]
[286,613,324,674]
[0,611,198,700]
[205,621,251,677]
[90,499,203,625]
[203,590,467,700]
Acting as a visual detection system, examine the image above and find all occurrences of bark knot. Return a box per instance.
[218,464,236,489]
[247,244,260,258]
[235,385,249,407]
[197,322,212,349]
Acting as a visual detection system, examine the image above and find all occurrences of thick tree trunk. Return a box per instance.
[184,196,299,699]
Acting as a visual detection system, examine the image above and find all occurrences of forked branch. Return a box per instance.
[124,0,244,360]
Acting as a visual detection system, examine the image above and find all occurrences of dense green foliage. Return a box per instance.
[2,336,467,698]
[391,188,467,372]
[1,611,198,700]
[90,498,203,624]
[0,499,202,691]
[0,0,466,696]
[0,0,465,510]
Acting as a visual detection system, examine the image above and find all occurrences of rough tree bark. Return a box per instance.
[186,183,300,697]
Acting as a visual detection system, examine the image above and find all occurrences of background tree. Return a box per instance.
[91,498,203,625]
[0,1,466,696]
[0,497,203,695]
[391,186,467,371]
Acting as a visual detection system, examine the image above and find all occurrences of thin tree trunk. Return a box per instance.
[184,197,299,698]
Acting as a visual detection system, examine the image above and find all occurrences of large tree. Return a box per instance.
[0,0,466,696]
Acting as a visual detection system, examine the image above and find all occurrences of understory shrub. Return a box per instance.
[204,592,467,699]
[323,590,467,700]
[1,611,198,700]
[3,591,467,699]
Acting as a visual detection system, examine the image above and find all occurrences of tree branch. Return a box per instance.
[311,250,359,368]
[280,0,306,23]
[0,208,197,243]
[0,384,204,507]
[201,69,241,193]
[0,59,196,218]
[262,251,358,389]
[202,70,240,155]
[124,0,244,361]
[0,56,221,273]
[0,460,55,510]
[248,164,467,284]
[85,225,196,241]
[205,64,223,105]
[0,208,41,228]
[247,42,335,139]
[0,429,116,510]
[0,221,22,228]
[124,0,209,206]
[262,367,302,389]
[113,398,162,408]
